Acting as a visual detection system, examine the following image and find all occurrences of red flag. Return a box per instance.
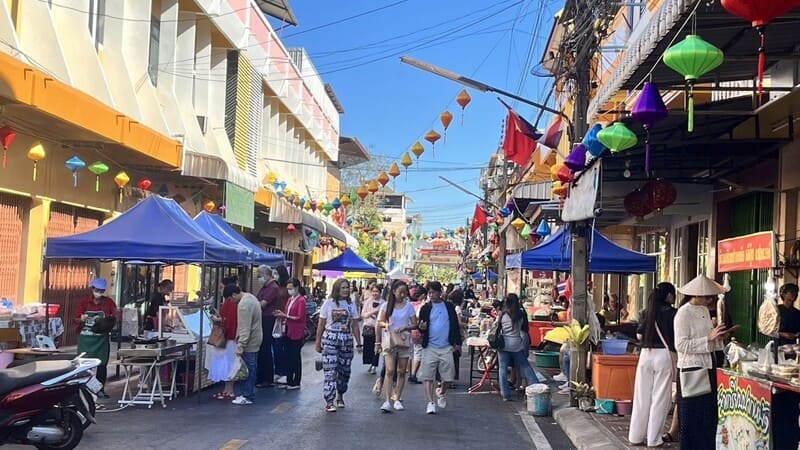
[500,99,542,166]
[539,116,564,149]
[470,204,488,236]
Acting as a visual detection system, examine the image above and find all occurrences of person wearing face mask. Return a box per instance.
[255,265,280,388]
[74,278,119,398]
[273,278,307,390]
[145,279,173,331]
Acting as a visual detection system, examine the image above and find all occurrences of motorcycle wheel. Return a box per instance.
[66,387,96,430]
[34,408,83,450]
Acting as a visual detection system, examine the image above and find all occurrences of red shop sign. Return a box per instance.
[717,231,775,273]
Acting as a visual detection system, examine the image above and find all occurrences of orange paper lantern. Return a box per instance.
[377,171,390,186]
[456,90,471,124]
[357,186,368,200]
[388,162,401,179]
[367,179,379,194]
[411,141,424,160]
[204,200,215,212]
[424,130,441,157]
[440,111,453,143]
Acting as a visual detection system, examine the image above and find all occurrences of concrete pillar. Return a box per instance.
[20,197,50,303]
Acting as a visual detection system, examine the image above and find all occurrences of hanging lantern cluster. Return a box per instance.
[631,82,668,177]
[623,179,678,220]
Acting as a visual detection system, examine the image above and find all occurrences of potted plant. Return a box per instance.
[570,381,595,411]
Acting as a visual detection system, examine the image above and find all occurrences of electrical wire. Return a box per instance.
[41,0,250,23]
[283,0,411,38]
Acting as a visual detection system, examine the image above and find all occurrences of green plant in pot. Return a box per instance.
[570,381,595,411]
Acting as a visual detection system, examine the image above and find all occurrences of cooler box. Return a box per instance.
[592,353,638,400]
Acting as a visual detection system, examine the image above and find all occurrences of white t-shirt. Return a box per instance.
[380,300,416,332]
[320,298,358,333]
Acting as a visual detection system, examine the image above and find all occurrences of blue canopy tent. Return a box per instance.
[471,270,498,280]
[193,212,284,266]
[506,226,656,274]
[312,248,382,273]
[45,195,248,264]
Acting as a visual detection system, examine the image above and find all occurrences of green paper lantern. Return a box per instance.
[597,122,638,154]
[88,161,109,192]
[663,35,724,132]
[520,223,532,239]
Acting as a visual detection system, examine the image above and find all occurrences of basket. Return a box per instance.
[528,391,551,416]
[601,339,628,355]
[615,400,632,415]
[595,398,615,414]
[533,351,561,368]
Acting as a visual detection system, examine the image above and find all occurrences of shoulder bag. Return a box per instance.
[675,324,711,398]
[654,322,677,380]
[487,312,505,350]
[208,321,227,348]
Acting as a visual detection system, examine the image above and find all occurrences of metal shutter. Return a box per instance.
[224,50,262,178]
[0,193,25,301]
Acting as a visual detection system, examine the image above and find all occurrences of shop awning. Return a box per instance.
[268,195,358,248]
[193,211,284,266]
[312,249,382,273]
[181,127,260,193]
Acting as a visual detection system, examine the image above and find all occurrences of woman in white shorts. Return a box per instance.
[375,280,418,413]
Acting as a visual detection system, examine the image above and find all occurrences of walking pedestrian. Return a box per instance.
[628,282,677,447]
[274,278,306,390]
[231,284,262,405]
[375,280,418,412]
[315,278,363,412]
[495,294,539,401]
[255,265,279,388]
[407,286,427,384]
[361,284,383,374]
[674,274,734,449]
[417,281,462,414]
[272,265,290,385]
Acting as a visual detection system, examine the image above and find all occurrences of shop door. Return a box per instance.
[727,193,773,345]
[0,193,25,302]
[44,204,102,346]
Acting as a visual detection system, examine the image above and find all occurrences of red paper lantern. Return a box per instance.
[624,188,654,220]
[137,178,152,190]
[287,224,296,232]
[721,0,800,104]
[644,179,677,212]
[556,165,574,184]
[0,126,16,169]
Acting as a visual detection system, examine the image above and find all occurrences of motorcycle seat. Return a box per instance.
[0,360,73,397]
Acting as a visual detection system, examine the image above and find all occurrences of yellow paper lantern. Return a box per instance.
[204,200,215,212]
[400,153,413,168]
[411,141,424,159]
[511,218,526,231]
[267,172,278,185]
[114,171,130,203]
[341,195,351,207]
[27,141,46,182]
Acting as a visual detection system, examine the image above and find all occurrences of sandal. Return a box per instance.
[325,403,337,412]
[661,432,676,443]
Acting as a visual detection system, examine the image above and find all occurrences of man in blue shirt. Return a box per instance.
[417,281,463,414]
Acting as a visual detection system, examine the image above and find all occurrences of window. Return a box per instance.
[88,0,105,50]
[148,12,161,87]
[697,220,709,275]
[672,227,684,288]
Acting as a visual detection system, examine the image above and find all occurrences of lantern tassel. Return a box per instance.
[644,128,651,178]
[2,150,6,169]
[119,188,123,204]
[32,162,37,182]
[687,83,695,133]
[757,26,766,106]
[461,111,465,126]
[95,176,100,192]
[73,171,78,187]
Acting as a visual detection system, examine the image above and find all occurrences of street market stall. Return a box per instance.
[42,195,262,404]
[312,248,383,273]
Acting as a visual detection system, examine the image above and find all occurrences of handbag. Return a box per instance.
[381,323,410,350]
[487,313,505,350]
[654,322,678,380]
[362,325,375,338]
[679,367,711,398]
[208,323,226,348]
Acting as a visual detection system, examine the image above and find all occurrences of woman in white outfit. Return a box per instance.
[628,282,676,447]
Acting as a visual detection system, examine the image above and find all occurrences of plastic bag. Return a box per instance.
[757,296,780,337]
[236,357,249,381]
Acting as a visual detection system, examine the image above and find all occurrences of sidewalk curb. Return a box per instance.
[553,407,626,450]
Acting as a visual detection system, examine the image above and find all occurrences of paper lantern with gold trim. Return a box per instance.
[411,141,424,160]
[424,130,441,156]
[377,171,390,187]
[114,171,130,203]
[456,90,471,124]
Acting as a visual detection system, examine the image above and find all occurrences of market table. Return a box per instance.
[716,368,800,449]
[466,336,499,394]
[112,342,193,408]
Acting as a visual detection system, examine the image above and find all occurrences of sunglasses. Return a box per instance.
[92,288,106,293]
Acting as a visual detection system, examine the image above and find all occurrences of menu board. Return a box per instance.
[716,370,771,449]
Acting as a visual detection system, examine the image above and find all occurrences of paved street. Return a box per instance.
[43,346,574,450]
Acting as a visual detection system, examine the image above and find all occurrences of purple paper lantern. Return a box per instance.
[563,144,588,172]
[631,82,668,177]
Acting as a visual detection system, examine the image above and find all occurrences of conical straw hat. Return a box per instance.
[678,274,725,297]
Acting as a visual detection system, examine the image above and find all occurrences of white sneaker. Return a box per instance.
[437,395,447,409]
[275,376,288,384]
[558,381,570,390]
[380,401,392,413]
[231,396,253,405]
[553,372,568,382]
[393,400,404,411]
[286,385,300,390]
[426,402,436,414]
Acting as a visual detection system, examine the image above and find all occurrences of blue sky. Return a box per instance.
[278,0,561,233]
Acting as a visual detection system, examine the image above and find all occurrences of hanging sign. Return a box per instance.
[716,370,771,449]
[717,231,775,272]
[562,160,600,222]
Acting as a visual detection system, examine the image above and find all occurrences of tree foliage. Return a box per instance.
[413,264,459,284]
[351,205,388,268]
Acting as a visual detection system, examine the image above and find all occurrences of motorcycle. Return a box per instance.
[305,310,320,342]
[0,355,101,450]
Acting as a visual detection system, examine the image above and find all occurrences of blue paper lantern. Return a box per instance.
[535,219,551,237]
[332,197,342,209]
[65,156,86,187]
[499,207,511,217]
[582,124,607,158]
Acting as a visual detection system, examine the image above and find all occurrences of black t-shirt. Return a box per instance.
[146,292,167,318]
[778,305,800,346]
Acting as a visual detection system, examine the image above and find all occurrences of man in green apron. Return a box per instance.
[75,278,118,398]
